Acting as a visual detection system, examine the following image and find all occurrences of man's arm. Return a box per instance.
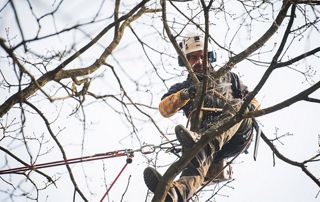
[159,89,189,117]
[159,80,196,118]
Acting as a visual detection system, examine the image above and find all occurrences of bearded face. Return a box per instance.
[187,50,206,74]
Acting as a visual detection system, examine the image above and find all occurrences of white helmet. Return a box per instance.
[180,31,205,54]
[178,31,217,66]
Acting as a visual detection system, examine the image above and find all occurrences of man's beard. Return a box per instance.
[192,63,212,80]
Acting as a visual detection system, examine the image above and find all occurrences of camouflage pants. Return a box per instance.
[171,120,243,201]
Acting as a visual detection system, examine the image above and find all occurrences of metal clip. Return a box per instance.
[139,145,155,154]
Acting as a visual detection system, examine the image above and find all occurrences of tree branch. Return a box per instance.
[0,1,150,118]
[161,0,199,84]
[275,47,320,68]
[214,0,292,78]
[260,130,320,187]
[24,101,88,201]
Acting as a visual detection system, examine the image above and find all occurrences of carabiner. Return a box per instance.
[139,145,155,154]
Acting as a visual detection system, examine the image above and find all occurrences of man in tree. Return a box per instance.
[144,31,259,201]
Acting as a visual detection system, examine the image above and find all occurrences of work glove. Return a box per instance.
[180,85,197,100]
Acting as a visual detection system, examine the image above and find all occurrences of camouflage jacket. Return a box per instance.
[159,72,258,160]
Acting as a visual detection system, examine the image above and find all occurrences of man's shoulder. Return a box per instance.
[172,79,191,88]
[169,75,193,88]
[161,77,191,100]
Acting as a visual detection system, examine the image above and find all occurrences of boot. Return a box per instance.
[143,167,180,202]
[175,125,200,148]
[143,167,162,193]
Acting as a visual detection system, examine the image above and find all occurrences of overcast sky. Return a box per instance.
[0,1,320,202]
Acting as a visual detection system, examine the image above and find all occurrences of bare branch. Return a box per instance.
[215,0,292,78]
[260,130,320,187]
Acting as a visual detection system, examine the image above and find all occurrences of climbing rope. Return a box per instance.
[0,149,134,175]
[132,139,181,156]
[0,140,181,201]
[0,140,181,175]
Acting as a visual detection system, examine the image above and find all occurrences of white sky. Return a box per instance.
[0,0,320,202]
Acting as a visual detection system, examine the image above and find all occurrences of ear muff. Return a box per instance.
[208,50,217,63]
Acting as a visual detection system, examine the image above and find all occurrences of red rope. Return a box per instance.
[1,149,134,202]
[0,149,132,174]
[100,158,131,202]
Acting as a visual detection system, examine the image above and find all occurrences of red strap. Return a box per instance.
[100,159,130,202]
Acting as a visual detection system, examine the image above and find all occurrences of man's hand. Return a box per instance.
[180,85,197,100]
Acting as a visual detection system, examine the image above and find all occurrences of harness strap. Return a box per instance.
[230,72,243,98]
